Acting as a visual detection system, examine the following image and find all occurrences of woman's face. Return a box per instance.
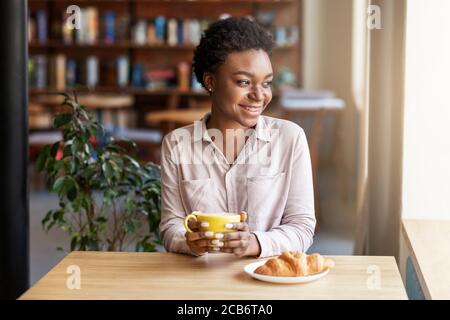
[206,49,273,129]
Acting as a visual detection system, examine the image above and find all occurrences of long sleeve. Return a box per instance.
[252,128,316,258]
[159,135,201,256]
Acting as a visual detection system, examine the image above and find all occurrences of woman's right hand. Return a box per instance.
[184,220,224,255]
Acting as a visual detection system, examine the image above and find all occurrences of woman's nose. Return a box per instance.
[249,86,264,101]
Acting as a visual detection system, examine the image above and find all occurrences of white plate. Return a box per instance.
[244,260,330,284]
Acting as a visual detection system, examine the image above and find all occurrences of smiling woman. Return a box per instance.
[159,17,316,259]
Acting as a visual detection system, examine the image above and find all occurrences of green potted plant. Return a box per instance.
[36,92,162,252]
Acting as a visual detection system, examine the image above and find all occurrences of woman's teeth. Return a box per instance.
[240,105,260,112]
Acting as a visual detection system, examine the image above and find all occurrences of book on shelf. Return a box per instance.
[35,55,48,88]
[62,18,73,44]
[28,17,36,43]
[190,20,201,45]
[60,8,127,45]
[117,56,130,88]
[154,16,166,44]
[86,56,99,89]
[115,13,130,42]
[31,9,211,47]
[66,7,98,45]
[28,7,288,48]
[103,11,116,44]
[36,10,48,43]
[50,56,68,90]
[182,19,190,45]
[167,18,178,46]
[145,66,176,90]
[86,7,99,44]
[66,59,77,87]
[133,20,147,45]
[33,54,102,90]
[55,54,66,90]
[28,57,204,93]
[177,62,190,92]
[177,19,184,45]
[131,63,145,88]
[134,16,205,46]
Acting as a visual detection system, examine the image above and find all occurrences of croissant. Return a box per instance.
[255,251,335,277]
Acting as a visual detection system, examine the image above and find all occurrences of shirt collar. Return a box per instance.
[193,112,271,143]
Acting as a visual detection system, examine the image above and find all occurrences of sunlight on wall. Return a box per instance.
[402,0,450,219]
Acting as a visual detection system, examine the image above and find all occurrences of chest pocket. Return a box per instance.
[180,178,213,214]
[247,172,286,229]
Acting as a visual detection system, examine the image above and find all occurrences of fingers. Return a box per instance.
[193,239,215,248]
[219,227,250,256]
[225,222,249,231]
[222,231,248,241]
[187,219,209,231]
[223,231,250,241]
[185,230,214,242]
[186,236,218,255]
[218,247,247,257]
[239,211,247,222]
[185,232,225,247]
[222,239,250,248]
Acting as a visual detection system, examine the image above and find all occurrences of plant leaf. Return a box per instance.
[35,149,48,173]
[52,176,66,194]
[54,113,72,128]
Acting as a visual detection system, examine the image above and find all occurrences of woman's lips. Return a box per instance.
[238,104,262,114]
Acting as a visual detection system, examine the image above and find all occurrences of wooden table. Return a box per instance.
[20,252,407,300]
[402,219,450,299]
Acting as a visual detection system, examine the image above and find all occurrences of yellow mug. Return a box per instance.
[184,211,241,237]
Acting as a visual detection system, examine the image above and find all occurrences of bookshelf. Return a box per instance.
[28,0,303,130]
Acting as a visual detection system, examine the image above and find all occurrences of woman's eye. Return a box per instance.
[237,80,250,86]
[236,79,272,88]
[263,81,273,88]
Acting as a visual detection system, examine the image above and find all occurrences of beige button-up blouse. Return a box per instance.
[159,113,316,258]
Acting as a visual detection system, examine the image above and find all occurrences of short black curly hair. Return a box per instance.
[192,17,274,90]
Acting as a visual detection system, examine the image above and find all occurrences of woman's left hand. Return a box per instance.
[218,211,261,257]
